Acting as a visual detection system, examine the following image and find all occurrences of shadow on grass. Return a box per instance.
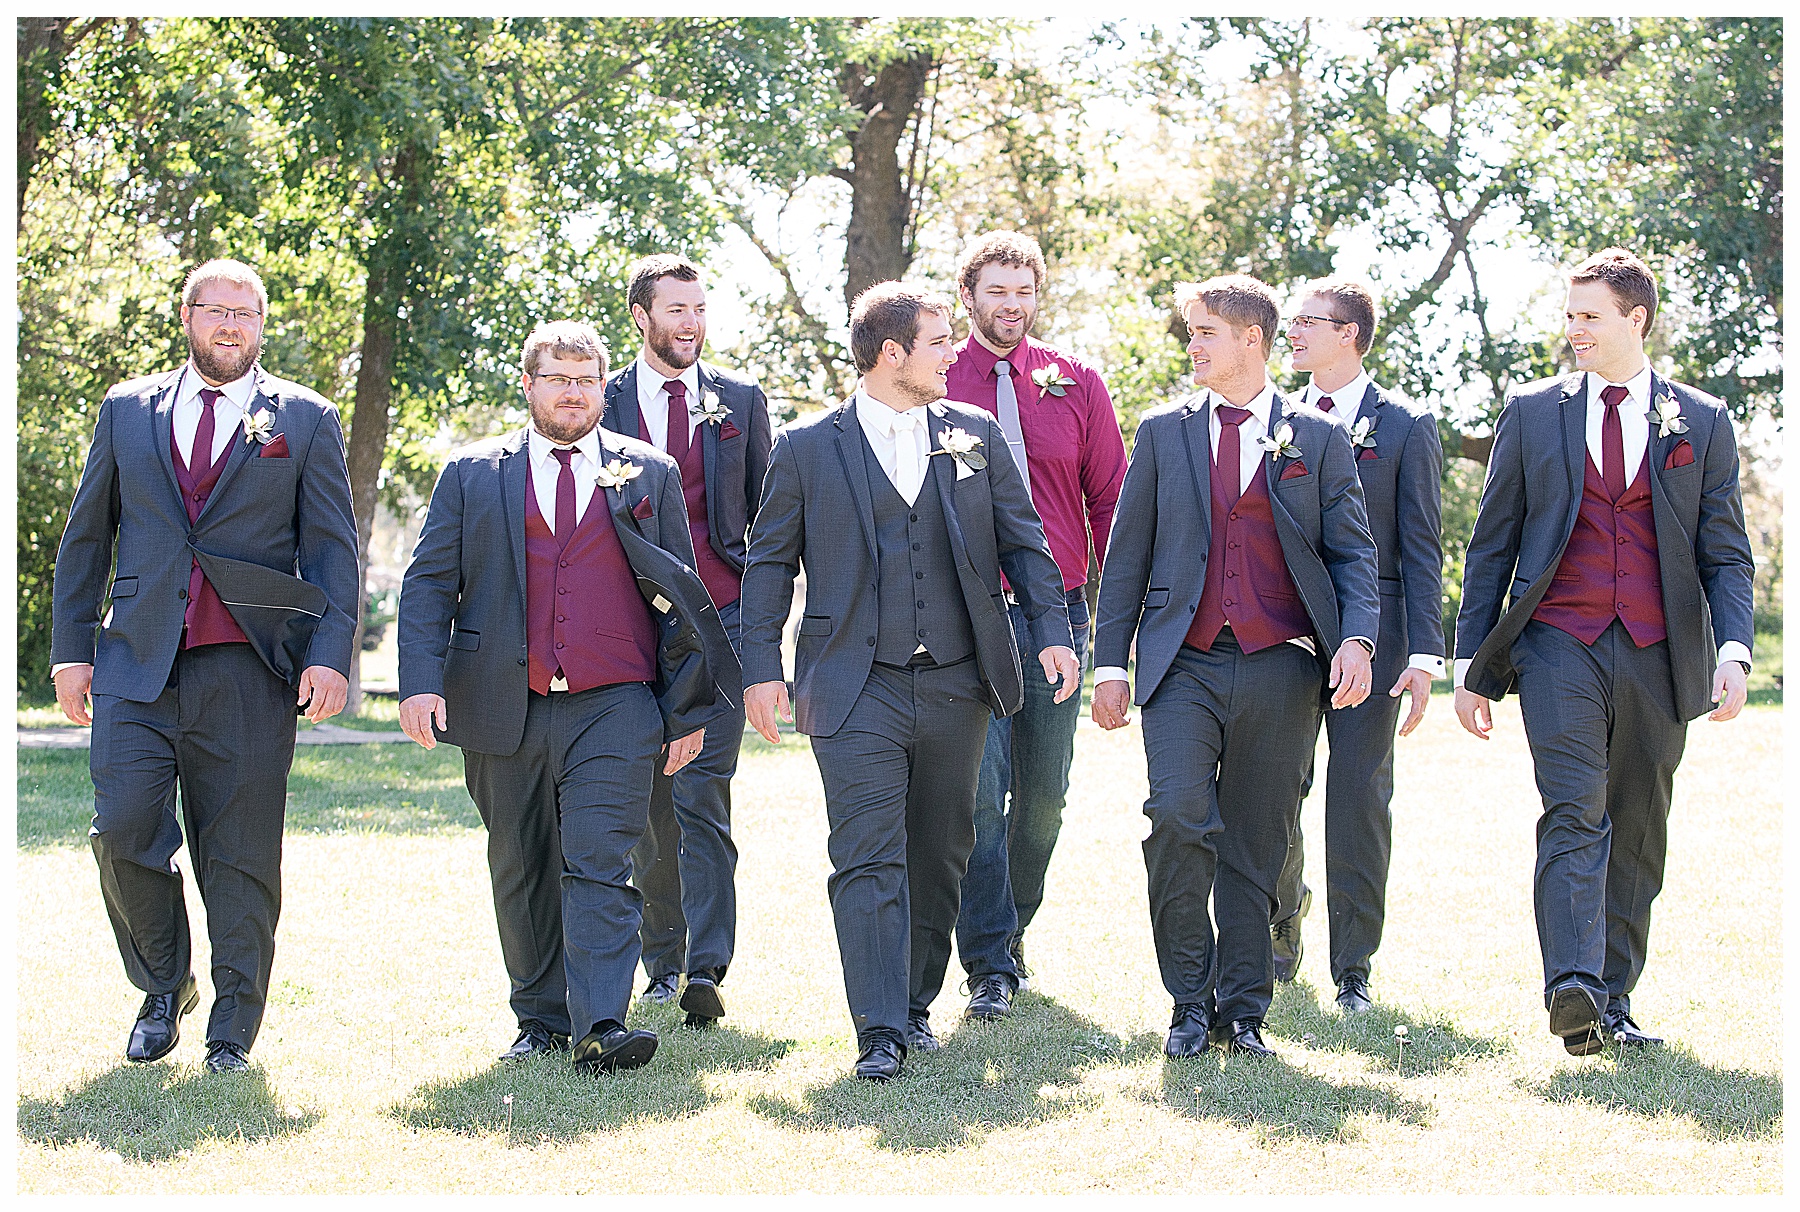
[391,1019,794,1144]
[1268,979,1511,1075]
[1522,1043,1782,1140]
[16,1062,319,1162]
[1154,1044,1435,1143]
[746,993,1162,1153]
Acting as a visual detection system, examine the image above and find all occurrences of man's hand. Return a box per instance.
[1390,667,1434,737]
[664,728,705,774]
[1328,640,1373,710]
[297,665,349,723]
[745,680,791,744]
[399,693,448,749]
[1039,645,1081,704]
[1709,661,1749,722]
[1453,687,1493,739]
[54,664,94,726]
[1091,678,1131,730]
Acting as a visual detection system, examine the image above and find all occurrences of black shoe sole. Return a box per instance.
[1549,986,1603,1056]
[679,980,726,1021]
[127,982,200,1064]
[574,1032,658,1073]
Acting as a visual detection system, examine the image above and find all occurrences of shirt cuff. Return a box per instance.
[50,662,87,679]
[1094,665,1130,687]
[1345,636,1374,657]
[1407,653,1447,678]
[1717,640,1752,671]
[1453,658,1472,690]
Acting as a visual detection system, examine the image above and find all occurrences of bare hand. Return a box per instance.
[1039,645,1081,704]
[1390,667,1434,737]
[1453,687,1493,739]
[399,693,448,749]
[1709,661,1749,722]
[54,664,94,726]
[1328,640,1373,710]
[663,728,705,774]
[1091,678,1132,730]
[745,680,791,744]
[297,665,349,723]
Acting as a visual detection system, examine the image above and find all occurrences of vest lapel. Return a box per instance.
[151,368,186,516]
[832,400,880,569]
[194,372,263,525]
[501,430,531,609]
[1179,395,1213,547]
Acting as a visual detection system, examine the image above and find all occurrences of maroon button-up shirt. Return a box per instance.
[945,334,1127,590]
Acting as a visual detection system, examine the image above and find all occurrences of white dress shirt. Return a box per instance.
[635,356,702,454]
[173,362,257,467]
[526,424,603,534]
[854,387,931,506]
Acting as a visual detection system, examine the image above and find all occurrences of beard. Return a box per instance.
[893,355,949,407]
[188,330,262,385]
[529,397,601,445]
[970,296,1037,351]
[645,315,704,371]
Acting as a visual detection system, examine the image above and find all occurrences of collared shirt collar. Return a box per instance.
[854,386,930,435]
[959,333,1031,380]
[636,354,700,405]
[177,361,258,411]
[526,422,603,469]
[1305,369,1370,413]
[1586,363,1654,413]
[1209,379,1277,428]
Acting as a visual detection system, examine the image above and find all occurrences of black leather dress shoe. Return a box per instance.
[964,973,1015,1021]
[1164,1002,1213,1058]
[126,973,199,1063]
[572,1023,658,1073]
[640,973,680,1004]
[854,1031,906,1081]
[1547,980,1604,1056]
[1219,1019,1276,1057]
[499,1024,571,1062]
[680,972,726,1028]
[1271,887,1310,983]
[1336,974,1374,1015]
[204,1040,250,1073]
[904,1011,940,1053]
[1603,1009,1663,1048]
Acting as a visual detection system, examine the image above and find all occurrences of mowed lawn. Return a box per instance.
[14,696,1782,1194]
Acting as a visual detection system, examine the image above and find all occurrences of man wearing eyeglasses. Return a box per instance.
[1270,281,1445,1014]
[601,254,772,1029]
[52,258,359,1073]
[397,320,740,1073]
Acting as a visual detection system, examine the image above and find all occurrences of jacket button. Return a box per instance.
[867,637,876,646]
[916,600,927,609]
[916,572,925,580]
[186,535,197,547]
[912,543,921,551]
[519,658,528,666]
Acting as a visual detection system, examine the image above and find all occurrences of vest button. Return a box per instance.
[1229,541,1240,549]
[1617,571,1627,578]
[1229,513,1239,522]
[916,600,927,609]
[560,560,570,568]
[556,642,565,649]
[912,543,921,551]
[559,586,569,594]
[1223,598,1235,607]
[1226,570,1236,578]
[1618,537,1627,545]
[557,614,567,622]
[916,572,925,580]
[910,513,919,522]
[178,589,187,600]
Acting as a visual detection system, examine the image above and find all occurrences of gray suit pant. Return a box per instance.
[89,642,296,1052]
[634,598,742,982]
[1141,636,1324,1024]
[809,659,992,1042]
[463,681,662,1040]
[1513,618,1685,1015]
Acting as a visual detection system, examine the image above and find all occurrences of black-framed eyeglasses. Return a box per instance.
[532,374,604,391]
[190,304,265,325]
[1286,314,1350,330]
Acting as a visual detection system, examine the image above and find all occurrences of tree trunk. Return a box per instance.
[342,259,397,716]
[17,17,114,232]
[837,53,934,309]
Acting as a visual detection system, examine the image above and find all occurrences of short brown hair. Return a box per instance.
[182,258,267,316]
[1173,274,1280,358]
[1570,247,1658,336]
[521,319,609,379]
[1300,278,1378,355]
[848,282,953,373]
[626,253,702,317]
[957,230,1047,298]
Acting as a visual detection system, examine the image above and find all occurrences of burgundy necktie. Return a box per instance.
[1600,383,1628,500]
[551,447,577,547]
[192,387,220,473]
[1216,405,1250,504]
[665,379,690,463]
[1316,394,1335,415]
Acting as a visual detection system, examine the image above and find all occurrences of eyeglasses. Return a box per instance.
[190,304,265,325]
[532,374,603,391]
[1287,314,1350,330]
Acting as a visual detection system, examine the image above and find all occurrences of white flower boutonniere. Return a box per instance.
[930,426,988,471]
[1030,363,1078,397]
[695,390,730,425]
[593,459,644,490]
[242,408,276,445]
[1256,421,1303,461]
[1348,414,1379,451]
[1653,389,1689,439]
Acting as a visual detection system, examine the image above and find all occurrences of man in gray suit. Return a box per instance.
[1271,279,1445,1012]
[52,258,359,1072]
[1092,274,1380,1059]
[600,254,773,1028]
[740,283,1076,1081]
[1454,248,1754,1055]
[398,320,739,1073]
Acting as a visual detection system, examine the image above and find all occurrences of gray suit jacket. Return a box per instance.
[739,398,1073,737]
[397,427,742,756]
[601,360,774,574]
[1454,372,1755,722]
[1094,390,1382,705]
[52,364,359,700]
[1344,380,1446,672]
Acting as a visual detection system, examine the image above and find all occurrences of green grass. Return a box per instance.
[14,702,1782,1193]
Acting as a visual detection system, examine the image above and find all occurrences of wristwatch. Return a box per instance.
[1732,659,1752,676]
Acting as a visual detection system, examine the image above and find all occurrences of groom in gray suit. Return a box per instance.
[1454,248,1754,1055]
[740,282,1076,1082]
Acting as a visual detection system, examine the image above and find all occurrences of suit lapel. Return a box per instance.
[695,363,723,539]
[926,404,970,558]
[1645,371,1680,486]
[1178,394,1214,546]
[500,429,531,608]
[606,363,644,441]
[1558,372,1587,530]
[832,399,880,569]
[194,369,265,524]
[150,367,186,514]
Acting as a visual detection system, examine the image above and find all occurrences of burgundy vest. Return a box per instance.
[1186,457,1314,653]
[171,425,250,649]
[675,428,741,609]
[524,464,658,695]
[1533,449,1666,646]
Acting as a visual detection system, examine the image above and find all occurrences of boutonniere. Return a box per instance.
[1256,421,1303,461]
[694,391,731,426]
[1348,414,1378,451]
[1029,363,1078,397]
[930,426,988,471]
[242,408,276,445]
[1653,389,1689,439]
[593,459,643,490]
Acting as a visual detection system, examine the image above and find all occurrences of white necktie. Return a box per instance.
[892,409,926,505]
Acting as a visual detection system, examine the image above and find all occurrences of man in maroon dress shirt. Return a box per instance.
[945,231,1127,1020]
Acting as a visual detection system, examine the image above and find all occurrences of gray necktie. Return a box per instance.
[993,358,1031,500]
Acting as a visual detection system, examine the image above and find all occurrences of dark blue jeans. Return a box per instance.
[954,587,1090,980]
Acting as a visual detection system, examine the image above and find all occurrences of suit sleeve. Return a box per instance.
[397,459,466,701]
[1093,415,1158,670]
[987,414,1073,654]
[1453,396,1527,661]
[1693,403,1756,652]
[744,384,774,531]
[1397,412,1447,658]
[295,404,361,675]
[738,431,805,687]
[50,394,124,667]
[1316,421,1381,647]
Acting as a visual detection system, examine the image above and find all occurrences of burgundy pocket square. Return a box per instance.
[1357,447,1379,462]
[719,419,742,440]
[631,496,654,520]
[258,434,290,458]
[1279,460,1310,480]
[1664,440,1695,469]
